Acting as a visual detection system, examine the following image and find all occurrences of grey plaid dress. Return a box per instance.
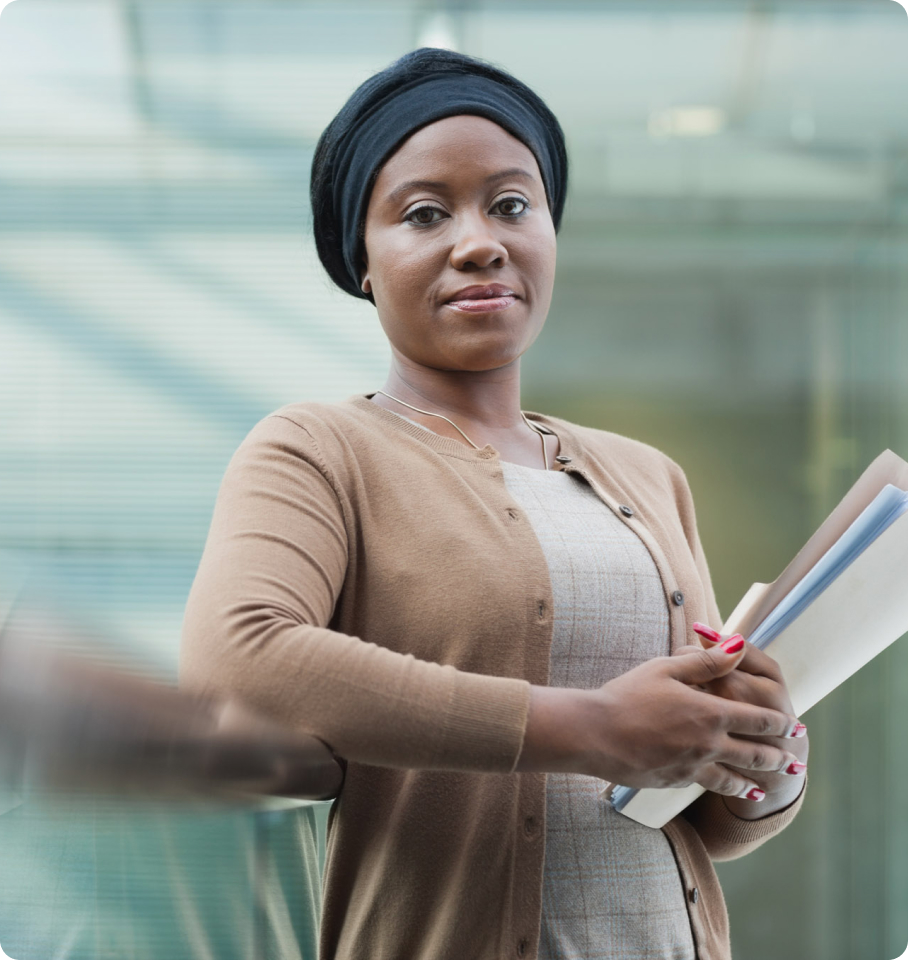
[502,461,697,960]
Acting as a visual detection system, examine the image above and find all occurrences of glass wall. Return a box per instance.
[0,1,905,957]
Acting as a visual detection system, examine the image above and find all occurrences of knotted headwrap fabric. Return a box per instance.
[310,49,568,301]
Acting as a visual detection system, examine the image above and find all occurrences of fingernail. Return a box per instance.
[788,722,807,739]
[720,635,744,654]
[739,787,765,802]
[693,622,722,643]
[784,761,807,776]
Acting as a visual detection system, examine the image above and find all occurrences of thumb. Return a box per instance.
[667,635,745,684]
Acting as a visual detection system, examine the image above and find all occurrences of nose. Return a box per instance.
[449,212,508,271]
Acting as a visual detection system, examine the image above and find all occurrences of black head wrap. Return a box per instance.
[310,48,568,301]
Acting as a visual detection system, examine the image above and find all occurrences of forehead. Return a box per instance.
[375,115,542,190]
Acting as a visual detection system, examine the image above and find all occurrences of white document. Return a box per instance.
[610,451,908,829]
[746,484,908,651]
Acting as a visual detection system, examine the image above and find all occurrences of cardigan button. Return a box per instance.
[555,455,572,464]
[672,590,685,607]
[523,815,537,837]
[516,938,529,957]
[507,508,520,521]
[689,887,700,904]
[618,504,634,518]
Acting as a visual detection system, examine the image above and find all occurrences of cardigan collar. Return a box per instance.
[348,393,579,468]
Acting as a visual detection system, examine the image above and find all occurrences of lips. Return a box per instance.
[444,284,519,313]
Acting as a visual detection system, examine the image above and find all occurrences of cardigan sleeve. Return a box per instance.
[179,414,531,773]
[681,781,806,862]
[663,456,807,859]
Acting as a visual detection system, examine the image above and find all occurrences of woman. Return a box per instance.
[181,48,808,960]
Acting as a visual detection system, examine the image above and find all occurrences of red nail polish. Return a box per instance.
[745,788,765,802]
[790,722,807,739]
[693,622,722,643]
[720,635,744,654]
[785,761,807,776]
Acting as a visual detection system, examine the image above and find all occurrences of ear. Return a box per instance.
[360,254,372,295]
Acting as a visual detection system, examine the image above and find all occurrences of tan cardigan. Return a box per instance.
[180,395,805,960]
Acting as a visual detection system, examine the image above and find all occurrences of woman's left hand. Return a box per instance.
[673,629,809,820]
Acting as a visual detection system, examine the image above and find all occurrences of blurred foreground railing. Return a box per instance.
[0,609,343,806]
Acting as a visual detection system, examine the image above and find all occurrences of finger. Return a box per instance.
[692,623,787,684]
[672,644,741,692]
[671,644,712,689]
[718,737,808,776]
[722,699,804,739]
[672,643,707,658]
[666,636,746,685]
[706,671,776,705]
[724,643,786,683]
[692,622,722,645]
[695,762,766,802]
[695,671,746,702]
[677,653,798,721]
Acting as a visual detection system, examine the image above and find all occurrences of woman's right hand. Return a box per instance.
[516,639,805,801]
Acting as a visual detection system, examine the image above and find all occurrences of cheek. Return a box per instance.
[521,216,557,268]
[521,234,557,303]
[370,241,440,301]
[368,239,440,348]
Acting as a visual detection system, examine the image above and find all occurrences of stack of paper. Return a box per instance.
[610,450,908,828]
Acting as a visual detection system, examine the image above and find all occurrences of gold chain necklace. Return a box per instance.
[375,390,548,471]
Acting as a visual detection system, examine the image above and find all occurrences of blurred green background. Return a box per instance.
[0,1,906,958]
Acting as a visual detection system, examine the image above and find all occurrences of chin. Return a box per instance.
[439,330,535,370]
[440,351,524,373]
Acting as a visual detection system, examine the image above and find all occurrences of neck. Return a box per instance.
[371,353,556,471]
[378,355,526,432]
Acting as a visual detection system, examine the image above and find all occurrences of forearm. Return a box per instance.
[183,612,531,774]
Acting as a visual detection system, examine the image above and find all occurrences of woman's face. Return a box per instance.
[361,115,557,374]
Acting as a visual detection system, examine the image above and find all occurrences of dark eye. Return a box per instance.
[405,205,446,225]
[493,196,529,217]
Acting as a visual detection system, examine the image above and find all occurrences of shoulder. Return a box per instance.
[231,397,404,496]
[239,396,383,457]
[218,399,385,518]
[250,396,371,437]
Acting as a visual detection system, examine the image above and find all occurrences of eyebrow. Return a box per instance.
[384,167,537,204]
